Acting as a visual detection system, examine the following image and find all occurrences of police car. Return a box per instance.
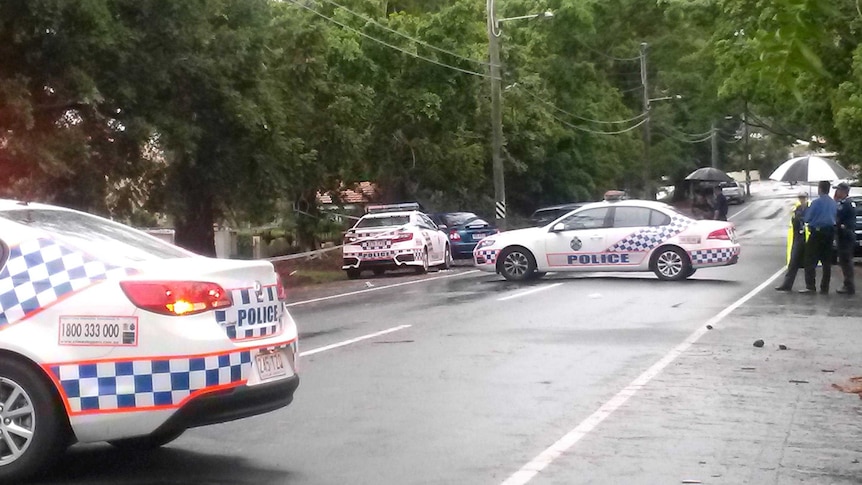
[0,200,299,482]
[474,198,740,281]
[342,203,452,279]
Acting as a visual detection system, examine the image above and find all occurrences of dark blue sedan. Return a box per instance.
[430,212,498,259]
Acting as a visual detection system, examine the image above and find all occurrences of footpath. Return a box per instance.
[552,276,862,484]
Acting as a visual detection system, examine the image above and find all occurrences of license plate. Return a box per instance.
[472,233,486,241]
[256,350,288,381]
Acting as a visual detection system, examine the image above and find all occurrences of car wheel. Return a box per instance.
[687,267,697,277]
[414,248,429,274]
[372,268,385,276]
[0,359,69,483]
[439,245,452,270]
[652,247,691,281]
[108,428,185,451]
[346,269,361,280]
[499,247,537,282]
[526,271,546,280]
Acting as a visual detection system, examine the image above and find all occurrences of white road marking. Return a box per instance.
[299,324,412,357]
[497,283,564,302]
[728,201,757,220]
[287,270,479,307]
[500,266,786,485]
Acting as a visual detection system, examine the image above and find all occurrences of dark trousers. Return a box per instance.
[804,228,834,291]
[779,235,806,289]
[837,240,855,292]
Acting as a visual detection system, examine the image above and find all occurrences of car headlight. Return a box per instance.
[476,238,496,250]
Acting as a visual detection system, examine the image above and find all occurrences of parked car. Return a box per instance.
[529,203,589,227]
[720,181,745,204]
[342,203,451,278]
[474,198,740,282]
[430,212,498,259]
[0,200,300,482]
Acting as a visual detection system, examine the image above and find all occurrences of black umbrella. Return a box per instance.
[684,167,733,182]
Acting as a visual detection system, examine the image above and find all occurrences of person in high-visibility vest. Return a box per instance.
[775,191,810,291]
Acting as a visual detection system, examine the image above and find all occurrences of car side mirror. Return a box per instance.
[438,224,448,231]
[551,223,565,232]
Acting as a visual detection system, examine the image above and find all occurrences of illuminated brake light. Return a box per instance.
[392,232,414,243]
[707,228,731,240]
[276,277,286,300]
[449,231,461,241]
[120,281,232,316]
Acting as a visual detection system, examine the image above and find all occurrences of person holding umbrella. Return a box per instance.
[775,191,809,292]
[800,180,837,294]
[834,182,856,295]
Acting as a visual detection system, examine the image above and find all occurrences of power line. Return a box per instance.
[286,0,498,80]
[548,111,648,135]
[573,38,643,62]
[657,127,712,144]
[314,0,495,68]
[520,86,646,124]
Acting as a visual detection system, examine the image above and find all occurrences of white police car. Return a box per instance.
[0,200,299,482]
[474,199,740,281]
[342,203,451,278]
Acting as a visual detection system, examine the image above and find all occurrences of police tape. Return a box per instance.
[266,245,343,263]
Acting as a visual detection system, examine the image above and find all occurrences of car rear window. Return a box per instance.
[442,213,480,226]
[0,209,191,263]
[355,215,409,228]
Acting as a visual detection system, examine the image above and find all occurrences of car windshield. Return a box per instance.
[0,209,191,263]
[356,215,409,228]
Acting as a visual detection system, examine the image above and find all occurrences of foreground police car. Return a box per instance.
[342,203,451,278]
[474,199,740,281]
[0,200,299,482]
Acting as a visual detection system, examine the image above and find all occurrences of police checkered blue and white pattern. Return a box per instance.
[0,238,133,327]
[476,249,500,264]
[690,247,739,265]
[49,350,252,413]
[607,216,691,252]
[360,239,392,250]
[214,287,281,340]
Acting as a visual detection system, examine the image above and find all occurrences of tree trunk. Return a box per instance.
[173,190,217,257]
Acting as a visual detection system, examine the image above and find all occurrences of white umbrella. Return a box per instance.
[769,155,851,182]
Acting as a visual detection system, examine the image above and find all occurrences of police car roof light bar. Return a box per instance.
[366,202,423,214]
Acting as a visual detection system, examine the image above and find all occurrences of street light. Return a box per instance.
[487,0,553,230]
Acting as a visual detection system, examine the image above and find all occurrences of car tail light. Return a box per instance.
[707,228,731,240]
[449,230,461,241]
[276,278,286,300]
[392,232,414,243]
[119,281,232,316]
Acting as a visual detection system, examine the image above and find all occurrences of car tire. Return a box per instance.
[108,428,185,451]
[498,247,537,282]
[526,271,546,280]
[439,245,452,270]
[652,246,691,281]
[346,269,361,280]
[687,267,697,277]
[0,359,70,483]
[414,248,429,274]
[372,268,385,276]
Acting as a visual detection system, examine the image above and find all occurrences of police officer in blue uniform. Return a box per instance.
[834,182,856,295]
[801,180,837,294]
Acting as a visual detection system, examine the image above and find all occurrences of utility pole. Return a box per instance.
[743,101,751,197]
[487,7,506,229]
[711,120,719,168]
[640,42,651,200]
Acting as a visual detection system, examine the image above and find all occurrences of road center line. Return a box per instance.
[500,266,785,485]
[287,270,479,307]
[497,283,563,302]
[728,202,757,220]
[299,324,412,357]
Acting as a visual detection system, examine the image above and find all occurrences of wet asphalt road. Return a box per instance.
[36,190,800,485]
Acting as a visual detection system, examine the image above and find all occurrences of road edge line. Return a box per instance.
[500,266,786,485]
[497,283,564,302]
